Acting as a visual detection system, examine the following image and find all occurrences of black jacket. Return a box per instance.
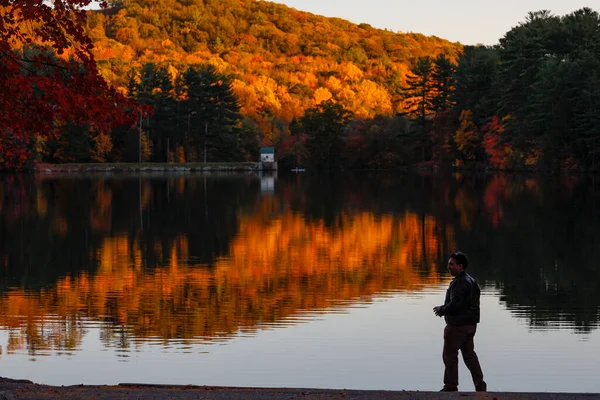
[439,271,481,326]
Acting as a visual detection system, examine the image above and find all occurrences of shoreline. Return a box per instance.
[0,378,598,400]
[32,162,270,173]
[0,162,594,175]
[0,161,597,175]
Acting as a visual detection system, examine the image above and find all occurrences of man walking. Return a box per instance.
[433,251,487,392]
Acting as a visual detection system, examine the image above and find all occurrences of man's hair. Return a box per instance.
[450,251,469,269]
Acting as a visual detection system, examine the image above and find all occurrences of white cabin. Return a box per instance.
[260,147,275,162]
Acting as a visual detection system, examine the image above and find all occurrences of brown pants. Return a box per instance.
[442,324,486,391]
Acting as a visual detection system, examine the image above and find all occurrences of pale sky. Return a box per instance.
[273,0,596,45]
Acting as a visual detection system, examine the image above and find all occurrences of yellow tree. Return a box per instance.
[454,110,482,162]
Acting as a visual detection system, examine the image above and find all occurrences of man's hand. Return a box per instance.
[433,306,443,317]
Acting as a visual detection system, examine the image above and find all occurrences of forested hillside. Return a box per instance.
[2,1,599,171]
[87,0,461,129]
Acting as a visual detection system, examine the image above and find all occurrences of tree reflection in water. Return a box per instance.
[0,172,599,355]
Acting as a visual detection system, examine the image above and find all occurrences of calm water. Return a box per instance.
[0,172,599,392]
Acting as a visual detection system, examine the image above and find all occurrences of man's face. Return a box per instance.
[447,257,464,276]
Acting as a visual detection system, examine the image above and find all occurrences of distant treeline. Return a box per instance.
[1,0,598,171]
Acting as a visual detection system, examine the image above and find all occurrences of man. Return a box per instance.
[433,251,487,392]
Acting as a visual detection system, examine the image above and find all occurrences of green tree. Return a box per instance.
[402,56,435,161]
[50,123,92,163]
[452,45,500,125]
[301,100,352,170]
[239,117,261,161]
[431,54,456,114]
[403,56,435,124]
[561,8,600,170]
[496,10,562,156]
[184,65,244,162]
[150,66,178,162]
[493,8,600,170]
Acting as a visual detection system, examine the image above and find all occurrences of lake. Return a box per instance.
[0,171,599,392]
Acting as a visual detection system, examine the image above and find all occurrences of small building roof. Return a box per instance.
[260,147,275,154]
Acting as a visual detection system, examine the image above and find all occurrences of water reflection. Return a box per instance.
[1,172,599,359]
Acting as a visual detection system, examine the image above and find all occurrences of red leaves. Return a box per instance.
[0,1,137,169]
[483,116,512,170]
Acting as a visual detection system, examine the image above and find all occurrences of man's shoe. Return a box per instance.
[440,387,458,392]
[475,383,487,392]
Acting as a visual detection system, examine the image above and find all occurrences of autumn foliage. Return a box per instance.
[0,0,136,168]
[482,116,512,169]
[2,1,599,171]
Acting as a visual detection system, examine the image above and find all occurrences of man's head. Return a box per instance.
[448,251,468,276]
